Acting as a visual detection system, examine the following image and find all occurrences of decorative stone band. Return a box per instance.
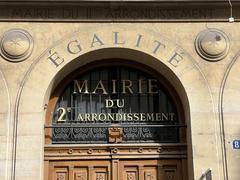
[195,28,229,62]
[0,29,33,62]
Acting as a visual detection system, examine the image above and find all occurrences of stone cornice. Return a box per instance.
[0,0,239,21]
[0,0,239,2]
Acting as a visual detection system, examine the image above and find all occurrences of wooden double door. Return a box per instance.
[46,159,186,180]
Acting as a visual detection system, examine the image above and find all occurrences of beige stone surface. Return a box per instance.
[0,22,239,180]
[0,63,11,180]
[222,54,240,180]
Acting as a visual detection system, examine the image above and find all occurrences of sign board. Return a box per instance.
[233,140,240,149]
[51,66,181,144]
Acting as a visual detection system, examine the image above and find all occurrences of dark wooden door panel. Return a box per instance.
[48,160,110,180]
[46,159,184,180]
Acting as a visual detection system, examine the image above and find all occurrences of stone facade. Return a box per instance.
[0,1,240,180]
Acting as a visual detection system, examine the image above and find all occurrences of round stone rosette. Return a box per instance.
[0,29,33,62]
[195,29,229,62]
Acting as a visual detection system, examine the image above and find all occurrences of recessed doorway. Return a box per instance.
[44,61,188,180]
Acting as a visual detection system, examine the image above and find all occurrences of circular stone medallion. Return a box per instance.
[0,29,33,62]
[195,29,229,62]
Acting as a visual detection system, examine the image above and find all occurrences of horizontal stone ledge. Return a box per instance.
[0,3,239,22]
[1,0,240,3]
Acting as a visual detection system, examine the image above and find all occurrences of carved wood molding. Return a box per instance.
[44,144,187,160]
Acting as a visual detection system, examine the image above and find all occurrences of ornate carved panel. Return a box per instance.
[56,173,67,180]
[75,173,87,180]
[93,167,108,180]
[95,173,106,180]
[144,167,157,180]
[163,169,177,180]
[74,169,88,180]
[46,159,185,180]
[160,165,179,180]
[54,168,68,180]
[125,168,138,180]
[108,128,123,143]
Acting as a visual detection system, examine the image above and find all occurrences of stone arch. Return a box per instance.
[14,26,221,180]
[220,51,240,180]
[0,68,11,180]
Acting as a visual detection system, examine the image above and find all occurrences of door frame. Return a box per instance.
[44,59,188,180]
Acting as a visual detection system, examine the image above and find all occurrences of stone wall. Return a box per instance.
[0,2,240,180]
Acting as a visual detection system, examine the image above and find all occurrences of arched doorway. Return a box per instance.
[44,60,188,180]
